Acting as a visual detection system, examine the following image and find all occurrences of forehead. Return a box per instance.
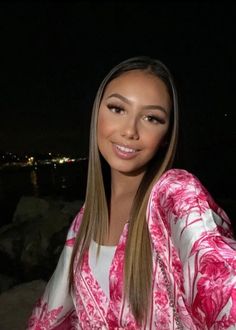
[103,69,171,107]
[105,70,167,91]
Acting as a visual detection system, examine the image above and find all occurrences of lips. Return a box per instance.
[112,143,139,159]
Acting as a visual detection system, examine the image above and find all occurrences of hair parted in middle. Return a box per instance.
[69,55,179,324]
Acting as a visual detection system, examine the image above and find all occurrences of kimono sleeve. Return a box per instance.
[27,207,84,330]
[158,169,236,329]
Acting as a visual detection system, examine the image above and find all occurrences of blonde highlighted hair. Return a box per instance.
[69,56,179,324]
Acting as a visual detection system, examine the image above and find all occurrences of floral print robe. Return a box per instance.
[27,169,236,329]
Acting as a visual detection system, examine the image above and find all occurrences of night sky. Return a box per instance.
[1,1,236,201]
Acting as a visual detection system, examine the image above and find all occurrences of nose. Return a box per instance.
[121,118,139,140]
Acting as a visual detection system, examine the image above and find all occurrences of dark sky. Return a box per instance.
[1,1,236,199]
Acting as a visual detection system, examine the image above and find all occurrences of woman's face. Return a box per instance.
[97,69,171,177]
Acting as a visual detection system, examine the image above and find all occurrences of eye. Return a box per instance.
[143,115,165,124]
[107,103,125,114]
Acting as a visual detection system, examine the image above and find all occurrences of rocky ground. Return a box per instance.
[0,280,46,330]
[0,195,83,330]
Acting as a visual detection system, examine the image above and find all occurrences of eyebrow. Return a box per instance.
[106,93,168,114]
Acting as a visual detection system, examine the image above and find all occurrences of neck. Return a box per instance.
[111,169,145,198]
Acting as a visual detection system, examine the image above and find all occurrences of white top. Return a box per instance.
[89,240,117,298]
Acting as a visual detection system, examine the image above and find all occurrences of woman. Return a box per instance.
[28,56,236,329]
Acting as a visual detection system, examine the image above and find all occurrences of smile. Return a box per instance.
[112,143,139,160]
[115,144,137,153]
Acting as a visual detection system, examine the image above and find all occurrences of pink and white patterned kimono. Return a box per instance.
[27,169,236,329]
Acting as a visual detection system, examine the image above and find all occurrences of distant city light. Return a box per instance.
[0,151,87,169]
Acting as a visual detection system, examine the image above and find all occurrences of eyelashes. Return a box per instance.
[106,103,166,124]
[143,115,165,124]
[107,103,124,114]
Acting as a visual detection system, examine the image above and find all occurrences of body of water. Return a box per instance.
[1,159,235,230]
[0,160,88,226]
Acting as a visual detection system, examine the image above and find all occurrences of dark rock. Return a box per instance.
[0,273,17,293]
[0,279,46,330]
[0,196,83,285]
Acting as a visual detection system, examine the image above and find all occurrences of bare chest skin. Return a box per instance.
[103,194,134,246]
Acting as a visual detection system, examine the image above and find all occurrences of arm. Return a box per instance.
[156,169,236,329]
[27,207,84,330]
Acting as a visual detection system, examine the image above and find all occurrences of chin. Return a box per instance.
[112,165,147,177]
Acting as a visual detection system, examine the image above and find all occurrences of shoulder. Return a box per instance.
[149,168,216,212]
[152,168,206,195]
[147,169,232,240]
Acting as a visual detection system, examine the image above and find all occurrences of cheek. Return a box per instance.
[97,111,107,139]
[148,139,163,153]
[97,110,117,139]
[97,116,113,147]
[146,126,169,149]
[98,122,111,142]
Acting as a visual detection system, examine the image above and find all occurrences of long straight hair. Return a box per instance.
[69,56,179,324]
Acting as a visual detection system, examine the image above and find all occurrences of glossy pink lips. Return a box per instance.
[112,144,138,160]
